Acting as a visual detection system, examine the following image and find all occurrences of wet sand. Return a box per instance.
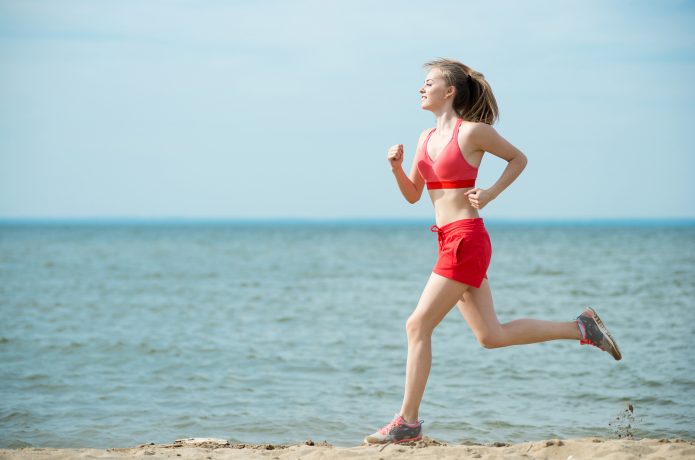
[2,436,694,459]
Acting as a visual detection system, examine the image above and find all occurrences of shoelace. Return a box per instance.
[376,418,424,452]
[580,337,596,346]
[577,317,599,347]
[379,417,402,435]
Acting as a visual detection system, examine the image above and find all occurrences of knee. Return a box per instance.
[477,332,504,349]
[405,315,433,340]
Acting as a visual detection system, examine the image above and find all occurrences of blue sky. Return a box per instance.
[1,0,693,220]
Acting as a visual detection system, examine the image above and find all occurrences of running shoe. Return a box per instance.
[364,413,423,444]
[576,307,622,360]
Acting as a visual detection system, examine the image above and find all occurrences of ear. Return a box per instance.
[445,85,456,99]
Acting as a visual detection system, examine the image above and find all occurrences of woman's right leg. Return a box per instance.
[456,278,580,348]
[398,272,470,423]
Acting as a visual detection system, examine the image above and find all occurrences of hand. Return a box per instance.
[387,144,404,170]
[464,188,494,210]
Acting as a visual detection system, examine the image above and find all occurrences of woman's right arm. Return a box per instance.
[387,131,427,204]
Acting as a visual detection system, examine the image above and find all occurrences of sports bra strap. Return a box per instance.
[425,128,436,144]
[453,117,463,140]
[426,119,462,143]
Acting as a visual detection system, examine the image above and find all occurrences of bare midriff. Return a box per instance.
[428,187,480,227]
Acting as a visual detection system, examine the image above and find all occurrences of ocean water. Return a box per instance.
[1,220,694,448]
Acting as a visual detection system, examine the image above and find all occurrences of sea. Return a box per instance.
[1,219,694,448]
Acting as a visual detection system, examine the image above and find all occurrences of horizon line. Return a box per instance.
[1,216,694,226]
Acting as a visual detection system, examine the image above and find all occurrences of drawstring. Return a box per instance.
[431,224,465,265]
[430,225,444,251]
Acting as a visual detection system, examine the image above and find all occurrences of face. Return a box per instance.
[419,67,454,111]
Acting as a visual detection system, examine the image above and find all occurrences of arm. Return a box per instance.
[464,123,528,209]
[387,132,427,204]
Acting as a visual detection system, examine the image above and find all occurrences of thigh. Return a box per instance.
[456,278,503,338]
[410,272,471,331]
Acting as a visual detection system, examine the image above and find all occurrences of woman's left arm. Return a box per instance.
[464,123,528,210]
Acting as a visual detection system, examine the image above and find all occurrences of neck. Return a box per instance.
[432,111,459,133]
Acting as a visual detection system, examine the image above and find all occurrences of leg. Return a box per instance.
[457,278,581,349]
[399,272,470,423]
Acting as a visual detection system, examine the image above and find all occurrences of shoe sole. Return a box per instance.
[364,434,423,445]
[588,306,622,361]
[392,434,422,444]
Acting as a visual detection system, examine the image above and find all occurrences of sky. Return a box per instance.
[0,0,693,221]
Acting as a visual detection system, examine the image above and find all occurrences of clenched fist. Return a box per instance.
[387,144,404,170]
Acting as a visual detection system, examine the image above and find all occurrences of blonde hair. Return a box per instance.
[423,58,499,125]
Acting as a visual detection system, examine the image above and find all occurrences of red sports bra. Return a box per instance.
[416,118,478,190]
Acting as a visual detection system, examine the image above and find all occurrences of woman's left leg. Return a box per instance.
[364,272,470,445]
[456,278,580,348]
[399,272,471,422]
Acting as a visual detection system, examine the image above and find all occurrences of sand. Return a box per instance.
[1,436,694,460]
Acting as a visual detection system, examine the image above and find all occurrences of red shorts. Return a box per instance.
[430,218,492,288]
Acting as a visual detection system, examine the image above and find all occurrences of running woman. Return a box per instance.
[364,58,621,445]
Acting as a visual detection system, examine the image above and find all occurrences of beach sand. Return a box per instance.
[2,437,694,460]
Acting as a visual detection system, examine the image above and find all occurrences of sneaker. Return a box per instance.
[364,413,423,444]
[576,307,622,360]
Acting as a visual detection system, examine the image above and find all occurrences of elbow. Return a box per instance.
[405,186,422,204]
[516,151,528,170]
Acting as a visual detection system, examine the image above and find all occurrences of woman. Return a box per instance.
[364,58,621,445]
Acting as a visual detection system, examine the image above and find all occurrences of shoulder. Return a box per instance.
[460,120,496,138]
[460,121,504,149]
[415,127,434,149]
[419,127,434,139]
[460,121,524,161]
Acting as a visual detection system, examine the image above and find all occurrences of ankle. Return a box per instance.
[576,318,586,340]
[400,413,419,424]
